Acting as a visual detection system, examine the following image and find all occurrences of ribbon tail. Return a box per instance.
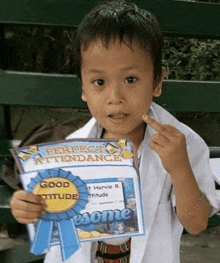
[57,219,80,261]
[30,219,53,255]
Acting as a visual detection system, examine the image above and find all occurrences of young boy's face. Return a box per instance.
[81,39,165,144]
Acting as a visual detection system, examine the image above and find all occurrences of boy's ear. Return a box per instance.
[77,77,82,85]
[153,66,166,97]
[81,89,87,102]
[79,78,87,102]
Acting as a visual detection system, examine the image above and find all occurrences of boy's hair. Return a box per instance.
[73,0,163,84]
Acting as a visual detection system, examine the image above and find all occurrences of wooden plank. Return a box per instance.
[0,243,44,262]
[138,0,220,39]
[0,24,6,69]
[0,0,220,39]
[0,0,100,27]
[0,105,6,138]
[1,71,220,112]
[0,105,12,139]
[0,140,14,157]
[0,185,16,223]
[154,80,220,112]
[0,70,85,108]
[209,147,220,158]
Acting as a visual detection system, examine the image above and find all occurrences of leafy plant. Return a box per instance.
[163,37,220,81]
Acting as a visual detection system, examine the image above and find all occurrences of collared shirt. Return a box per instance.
[44,102,218,263]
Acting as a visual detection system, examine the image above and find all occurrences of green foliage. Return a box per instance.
[4,25,76,74]
[3,25,220,81]
[163,37,220,81]
[179,0,220,3]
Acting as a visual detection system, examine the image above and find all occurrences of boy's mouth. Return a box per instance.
[108,113,129,120]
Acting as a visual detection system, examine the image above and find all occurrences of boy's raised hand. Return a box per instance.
[10,190,47,224]
[142,115,191,175]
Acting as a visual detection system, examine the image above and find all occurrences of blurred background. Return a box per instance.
[1,0,220,146]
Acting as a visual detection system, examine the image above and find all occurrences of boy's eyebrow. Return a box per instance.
[87,65,140,73]
[87,69,103,73]
[121,65,140,71]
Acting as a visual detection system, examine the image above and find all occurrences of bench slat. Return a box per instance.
[0,140,15,157]
[0,185,17,223]
[0,105,7,139]
[1,0,220,39]
[154,80,220,112]
[1,71,220,112]
[0,243,44,262]
[0,70,84,108]
[144,0,220,39]
[210,147,220,159]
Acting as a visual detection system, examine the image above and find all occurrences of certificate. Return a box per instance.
[11,139,145,261]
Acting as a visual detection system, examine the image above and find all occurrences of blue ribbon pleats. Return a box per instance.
[31,218,79,261]
[27,168,88,262]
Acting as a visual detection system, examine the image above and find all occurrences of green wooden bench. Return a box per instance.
[0,0,220,262]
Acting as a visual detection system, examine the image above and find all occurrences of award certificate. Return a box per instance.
[11,139,145,261]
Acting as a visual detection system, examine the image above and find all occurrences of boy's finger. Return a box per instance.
[19,218,39,224]
[11,198,45,212]
[12,209,44,220]
[13,215,39,224]
[164,124,180,133]
[148,140,163,154]
[13,190,44,204]
[142,115,167,134]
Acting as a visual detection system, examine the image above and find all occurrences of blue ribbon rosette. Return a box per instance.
[27,168,88,261]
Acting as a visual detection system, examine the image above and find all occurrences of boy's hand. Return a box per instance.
[142,115,191,175]
[10,190,47,224]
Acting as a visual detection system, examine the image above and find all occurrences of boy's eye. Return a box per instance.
[94,79,104,86]
[125,77,137,84]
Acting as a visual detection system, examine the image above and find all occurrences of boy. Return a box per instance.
[10,1,218,262]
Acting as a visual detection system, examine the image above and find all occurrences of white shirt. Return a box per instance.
[44,102,218,263]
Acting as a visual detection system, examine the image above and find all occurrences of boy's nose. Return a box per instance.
[107,85,124,105]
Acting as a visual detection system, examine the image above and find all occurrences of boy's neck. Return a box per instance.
[102,124,146,150]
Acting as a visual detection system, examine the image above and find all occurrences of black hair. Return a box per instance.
[73,0,163,84]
